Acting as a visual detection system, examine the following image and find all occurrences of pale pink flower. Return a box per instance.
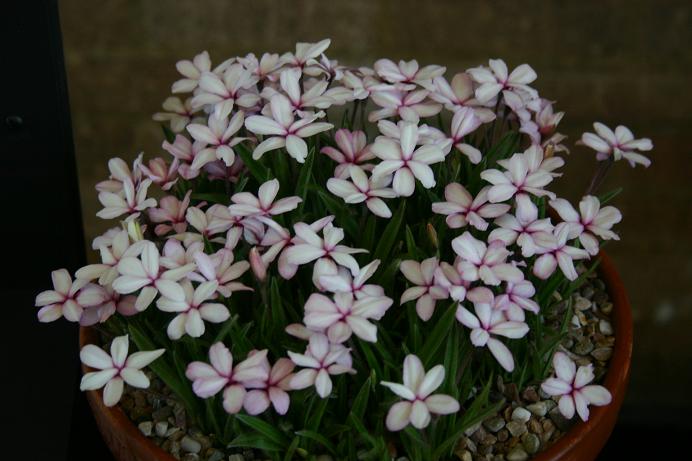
[248,247,267,282]
[399,258,448,321]
[580,122,652,167]
[186,111,247,168]
[376,120,451,154]
[76,229,143,286]
[288,333,355,398]
[160,238,203,271]
[229,178,302,222]
[238,52,282,81]
[550,195,622,256]
[190,250,252,297]
[429,73,496,122]
[153,96,197,133]
[520,99,569,154]
[268,216,334,279]
[80,335,164,407]
[432,183,510,231]
[341,69,380,100]
[451,232,523,286]
[456,287,529,372]
[467,58,538,104]
[488,193,554,257]
[381,354,459,431]
[157,280,229,339]
[80,286,137,324]
[280,39,332,70]
[541,352,612,421]
[304,292,393,343]
[149,191,192,236]
[495,279,540,322]
[139,157,179,191]
[374,59,446,86]
[95,156,143,194]
[433,260,471,303]
[186,204,234,238]
[162,135,208,180]
[327,166,396,218]
[172,50,212,93]
[96,178,157,220]
[245,93,333,163]
[262,67,333,111]
[533,223,590,281]
[185,343,269,414]
[284,324,354,370]
[35,269,108,323]
[319,260,385,299]
[368,89,442,123]
[321,129,375,179]
[243,357,295,415]
[112,242,195,311]
[191,63,260,119]
[370,122,445,197]
[446,107,484,163]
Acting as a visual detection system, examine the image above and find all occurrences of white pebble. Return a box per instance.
[599,319,614,335]
[155,421,168,437]
[137,421,153,437]
[511,407,532,423]
[180,435,201,454]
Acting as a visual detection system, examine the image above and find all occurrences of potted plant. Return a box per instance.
[39,39,651,460]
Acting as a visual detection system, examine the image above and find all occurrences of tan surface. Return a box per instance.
[59,0,692,417]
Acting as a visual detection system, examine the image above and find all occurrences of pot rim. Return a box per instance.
[80,250,632,460]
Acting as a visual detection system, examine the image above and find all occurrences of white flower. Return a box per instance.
[432,183,510,231]
[488,193,554,257]
[262,67,334,111]
[451,232,523,286]
[580,122,652,167]
[321,129,375,179]
[533,223,590,281]
[319,260,385,300]
[152,96,197,133]
[371,122,445,197]
[429,73,496,121]
[304,292,393,343]
[80,335,164,407]
[368,89,442,124]
[456,288,529,372]
[280,39,332,70]
[399,258,448,321]
[466,58,538,104]
[186,204,234,238]
[190,250,252,297]
[288,333,355,398]
[191,63,260,119]
[374,59,446,86]
[229,178,302,223]
[242,357,295,415]
[35,269,107,322]
[541,352,612,421]
[96,178,157,220]
[157,280,230,340]
[495,279,540,322]
[380,354,459,431]
[186,111,247,168]
[245,93,333,163]
[550,195,622,256]
[327,166,396,218]
[433,260,471,303]
[447,107,484,163]
[162,135,208,180]
[76,229,143,286]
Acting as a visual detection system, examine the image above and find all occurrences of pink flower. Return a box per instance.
[139,157,179,191]
[96,178,157,220]
[95,156,142,194]
[327,166,396,218]
[380,354,459,431]
[243,357,295,415]
[456,287,529,372]
[162,135,208,180]
[76,229,143,286]
[520,99,569,154]
[374,59,446,86]
[321,129,375,179]
[488,193,554,257]
[495,279,540,322]
[172,50,212,93]
[432,183,510,231]
[152,96,197,133]
[229,178,302,222]
[541,352,612,421]
[280,39,331,70]
[263,67,333,111]
[185,343,269,414]
[80,335,164,407]
[399,258,448,321]
[447,107,484,163]
[186,111,247,168]
[371,122,445,197]
[190,250,251,297]
[368,89,442,123]
[186,204,234,238]
[303,292,393,343]
[191,63,260,119]
[149,191,191,236]
[533,223,590,281]
[238,52,282,81]
[288,333,355,398]
[245,94,333,163]
[451,232,523,286]
[429,73,496,122]
[580,122,652,167]
[466,58,538,104]
[319,260,385,299]
[433,260,471,303]
[270,216,334,279]
[35,269,108,322]
[156,280,230,339]
[550,196,622,256]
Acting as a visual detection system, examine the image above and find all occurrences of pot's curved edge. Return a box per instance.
[80,327,179,461]
[532,251,633,461]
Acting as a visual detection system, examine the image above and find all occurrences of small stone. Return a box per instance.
[503,382,520,402]
[456,450,472,461]
[522,433,540,454]
[471,426,488,444]
[228,455,244,461]
[506,447,528,461]
[155,421,168,437]
[497,429,509,442]
[598,319,613,335]
[521,387,539,403]
[464,422,482,436]
[174,404,187,430]
[549,407,573,431]
[573,338,594,355]
[506,421,527,438]
[526,401,548,417]
[580,286,595,299]
[207,450,224,461]
[591,347,613,361]
[593,291,608,305]
[511,407,531,423]
[527,418,542,434]
[138,421,153,437]
[493,456,505,461]
[181,435,201,454]
[600,302,613,315]
[152,406,173,422]
[483,416,506,433]
[481,434,498,446]
[165,427,182,439]
[182,454,199,461]
[574,296,592,311]
[542,419,556,440]
[170,440,181,458]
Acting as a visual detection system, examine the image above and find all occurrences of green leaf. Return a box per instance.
[316,190,359,239]
[269,277,287,332]
[190,192,230,205]
[349,374,373,420]
[283,437,301,461]
[306,394,330,430]
[234,414,290,448]
[296,145,316,214]
[296,430,337,455]
[227,433,284,452]
[373,201,406,262]
[418,303,457,366]
[598,187,623,205]
[236,143,271,182]
[161,124,176,143]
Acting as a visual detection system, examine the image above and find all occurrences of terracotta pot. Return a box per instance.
[80,251,632,461]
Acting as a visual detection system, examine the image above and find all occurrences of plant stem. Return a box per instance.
[585,157,614,196]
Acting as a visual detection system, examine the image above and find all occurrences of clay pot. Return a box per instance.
[80,251,632,461]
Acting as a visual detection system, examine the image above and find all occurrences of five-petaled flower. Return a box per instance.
[433,183,510,231]
[288,333,355,398]
[36,269,108,323]
[399,257,448,321]
[466,58,538,104]
[451,232,523,286]
[242,357,295,415]
[327,166,397,218]
[533,223,590,281]
[580,122,652,168]
[550,195,622,256]
[321,129,376,179]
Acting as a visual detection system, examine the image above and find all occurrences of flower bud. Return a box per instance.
[127,220,144,242]
[249,247,267,282]
[544,143,555,159]
[426,223,439,249]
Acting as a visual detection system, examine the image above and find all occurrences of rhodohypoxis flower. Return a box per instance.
[80,335,164,407]
[374,59,446,87]
[76,229,143,286]
[303,292,393,343]
[185,343,269,414]
[319,260,384,299]
[152,96,197,133]
[580,122,653,167]
[245,93,333,163]
[156,280,230,339]
[229,178,302,222]
[96,178,157,220]
[239,52,281,81]
[496,279,540,321]
[550,195,622,255]
[446,107,484,163]
[541,352,612,421]
[520,99,569,154]
[467,58,538,104]
[327,166,396,218]
[280,38,331,70]
[149,191,191,236]
[380,355,459,431]
[456,287,529,371]
[186,111,247,168]
[172,50,212,93]
[36,269,108,322]
[400,257,448,321]
[368,89,442,123]
[488,193,554,257]
[321,129,375,179]
[533,223,590,281]
[139,157,178,191]
[451,232,523,286]
[288,333,355,398]
[243,357,295,415]
[191,250,251,297]
[191,63,260,119]
[432,183,510,231]
[96,156,142,194]
[429,73,496,122]
[263,67,334,111]
[112,241,195,311]
[162,135,209,180]
[434,260,471,303]
[371,122,445,197]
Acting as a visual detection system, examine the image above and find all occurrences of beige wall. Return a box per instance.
[60,0,692,418]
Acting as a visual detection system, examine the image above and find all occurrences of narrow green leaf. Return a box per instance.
[296,430,337,455]
[227,433,284,452]
[373,201,406,261]
[349,375,373,420]
[190,192,230,205]
[235,414,290,448]
[296,145,316,214]
[235,143,271,182]
[419,304,457,366]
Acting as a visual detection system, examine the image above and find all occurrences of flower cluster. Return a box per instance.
[37,40,650,457]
